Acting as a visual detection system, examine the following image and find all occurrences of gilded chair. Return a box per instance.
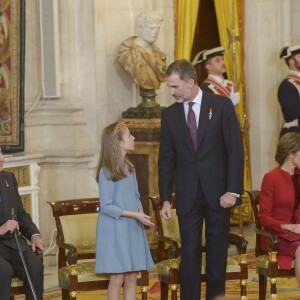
[246,190,296,300]
[48,198,149,300]
[10,279,25,300]
[149,194,248,300]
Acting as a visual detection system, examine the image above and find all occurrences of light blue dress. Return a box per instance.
[95,165,154,273]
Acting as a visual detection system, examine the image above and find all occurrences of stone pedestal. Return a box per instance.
[121,118,160,249]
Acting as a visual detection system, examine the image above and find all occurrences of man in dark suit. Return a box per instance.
[0,151,45,300]
[158,60,244,300]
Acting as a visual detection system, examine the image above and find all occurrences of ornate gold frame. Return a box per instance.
[0,0,24,152]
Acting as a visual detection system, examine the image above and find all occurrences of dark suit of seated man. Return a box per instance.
[0,150,45,300]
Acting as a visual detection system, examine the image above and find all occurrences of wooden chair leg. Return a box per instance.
[240,278,247,299]
[62,289,70,300]
[170,283,178,300]
[238,205,243,234]
[258,274,267,300]
[160,281,169,300]
[140,286,148,300]
[270,277,277,300]
[70,291,77,300]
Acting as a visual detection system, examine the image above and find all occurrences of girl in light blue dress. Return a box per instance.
[95,122,154,300]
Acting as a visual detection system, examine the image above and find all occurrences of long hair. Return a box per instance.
[95,122,131,182]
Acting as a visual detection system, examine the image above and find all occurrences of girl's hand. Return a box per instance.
[135,212,155,226]
[121,210,155,226]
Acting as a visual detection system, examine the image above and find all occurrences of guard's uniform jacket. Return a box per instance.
[278,70,300,137]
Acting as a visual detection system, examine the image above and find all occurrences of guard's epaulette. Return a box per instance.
[204,78,232,97]
[286,74,300,93]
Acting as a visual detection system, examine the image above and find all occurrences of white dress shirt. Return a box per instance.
[183,87,202,127]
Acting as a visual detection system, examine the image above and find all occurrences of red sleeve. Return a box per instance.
[258,172,284,233]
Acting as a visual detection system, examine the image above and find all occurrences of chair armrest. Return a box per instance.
[34,247,43,259]
[56,239,78,265]
[157,233,180,260]
[253,227,278,252]
[228,231,248,255]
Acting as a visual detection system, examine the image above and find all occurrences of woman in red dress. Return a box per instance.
[259,132,300,287]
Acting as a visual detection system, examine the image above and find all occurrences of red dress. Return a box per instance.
[258,166,300,268]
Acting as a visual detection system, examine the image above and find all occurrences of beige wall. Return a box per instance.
[21,0,300,248]
[245,0,300,189]
[23,0,174,247]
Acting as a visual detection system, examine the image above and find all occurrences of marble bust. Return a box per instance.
[118,11,167,91]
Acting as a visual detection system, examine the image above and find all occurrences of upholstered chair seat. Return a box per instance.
[58,262,109,287]
[11,278,24,288]
[10,278,24,300]
[156,255,243,283]
[58,261,144,287]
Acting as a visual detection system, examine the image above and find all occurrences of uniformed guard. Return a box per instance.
[192,46,240,106]
[278,44,300,137]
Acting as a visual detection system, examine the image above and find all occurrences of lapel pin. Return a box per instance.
[209,108,213,120]
[5,180,9,187]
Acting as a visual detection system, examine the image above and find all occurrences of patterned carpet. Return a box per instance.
[16,253,300,300]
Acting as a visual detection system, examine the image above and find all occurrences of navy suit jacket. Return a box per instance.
[0,171,40,251]
[158,90,244,216]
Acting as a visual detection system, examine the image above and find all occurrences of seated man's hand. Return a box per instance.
[0,219,19,235]
[31,235,45,253]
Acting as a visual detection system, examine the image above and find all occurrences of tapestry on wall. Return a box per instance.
[0,0,24,152]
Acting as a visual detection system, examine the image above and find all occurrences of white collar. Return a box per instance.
[184,87,202,105]
[208,74,225,84]
[288,70,300,78]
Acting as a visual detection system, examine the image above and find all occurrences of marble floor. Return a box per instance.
[43,223,256,291]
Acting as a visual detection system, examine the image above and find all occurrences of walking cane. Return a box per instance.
[11,208,38,300]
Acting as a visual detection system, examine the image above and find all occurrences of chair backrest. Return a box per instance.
[149,194,206,262]
[48,198,99,268]
[48,197,149,299]
[150,194,181,244]
[245,190,262,256]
